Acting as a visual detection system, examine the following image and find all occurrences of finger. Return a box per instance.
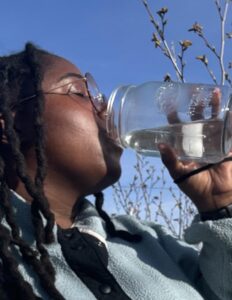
[167,110,181,124]
[209,87,221,118]
[158,143,201,181]
[190,100,205,121]
[158,143,183,179]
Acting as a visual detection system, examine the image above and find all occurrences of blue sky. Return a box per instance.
[1,0,229,87]
[0,0,231,212]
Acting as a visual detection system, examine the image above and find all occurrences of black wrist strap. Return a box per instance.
[174,156,232,184]
[200,203,232,221]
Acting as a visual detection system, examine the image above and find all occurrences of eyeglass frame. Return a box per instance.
[10,72,107,113]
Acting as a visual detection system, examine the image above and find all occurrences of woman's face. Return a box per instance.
[37,55,123,195]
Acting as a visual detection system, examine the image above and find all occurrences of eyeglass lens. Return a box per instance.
[85,72,107,112]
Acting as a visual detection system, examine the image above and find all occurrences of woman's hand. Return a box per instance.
[159,143,232,212]
[158,87,232,212]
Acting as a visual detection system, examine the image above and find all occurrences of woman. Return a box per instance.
[0,43,231,300]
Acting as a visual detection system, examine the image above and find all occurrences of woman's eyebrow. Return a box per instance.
[57,72,84,82]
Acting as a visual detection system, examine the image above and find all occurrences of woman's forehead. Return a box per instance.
[42,56,82,90]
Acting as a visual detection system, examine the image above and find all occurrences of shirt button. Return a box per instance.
[97,241,103,247]
[76,244,85,251]
[70,242,86,251]
[63,231,74,239]
[99,284,112,295]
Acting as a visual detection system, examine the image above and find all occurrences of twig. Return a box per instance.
[196,56,218,84]
[141,0,184,81]
[189,0,231,85]
[199,34,220,59]
[215,0,223,20]
[135,155,152,220]
[215,0,229,84]
[178,40,192,81]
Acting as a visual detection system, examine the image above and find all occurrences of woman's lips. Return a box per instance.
[96,110,123,152]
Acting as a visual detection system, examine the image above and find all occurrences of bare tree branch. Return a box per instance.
[141,0,184,81]
[215,0,230,84]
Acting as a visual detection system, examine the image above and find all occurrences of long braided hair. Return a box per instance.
[0,43,65,300]
[0,43,141,300]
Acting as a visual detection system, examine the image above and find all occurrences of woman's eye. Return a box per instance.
[68,84,85,97]
[71,91,85,97]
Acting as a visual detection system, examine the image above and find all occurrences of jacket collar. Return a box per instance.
[8,191,108,242]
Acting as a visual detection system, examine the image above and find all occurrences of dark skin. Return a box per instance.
[4,56,232,228]
[9,55,122,228]
[159,143,232,212]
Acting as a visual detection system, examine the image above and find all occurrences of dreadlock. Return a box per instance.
[0,43,65,300]
[94,192,142,242]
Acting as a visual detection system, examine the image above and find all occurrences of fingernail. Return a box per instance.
[213,87,220,94]
[158,143,166,153]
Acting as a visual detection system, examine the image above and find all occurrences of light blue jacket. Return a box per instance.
[3,192,232,300]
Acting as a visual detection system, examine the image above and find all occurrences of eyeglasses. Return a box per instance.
[11,72,107,113]
[85,73,107,113]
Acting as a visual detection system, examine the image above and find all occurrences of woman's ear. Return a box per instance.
[0,117,8,144]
